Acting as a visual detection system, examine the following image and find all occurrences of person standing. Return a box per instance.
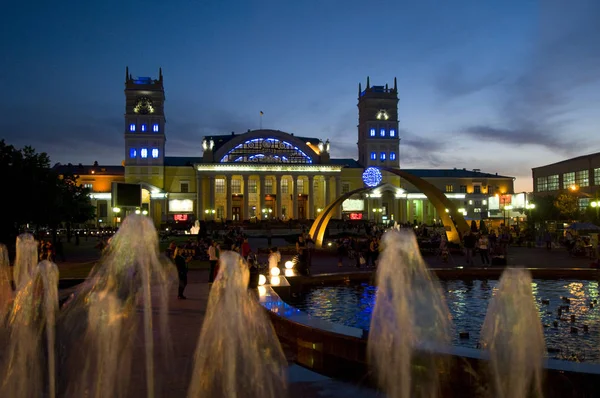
[207,241,219,283]
[478,234,490,266]
[463,232,477,266]
[241,237,251,259]
[173,245,190,299]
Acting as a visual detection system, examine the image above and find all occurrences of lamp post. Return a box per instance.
[504,205,513,228]
[591,201,599,221]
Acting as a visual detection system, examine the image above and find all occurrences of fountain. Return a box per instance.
[368,229,452,398]
[189,220,200,235]
[0,243,12,321]
[480,268,545,398]
[187,250,287,398]
[0,259,59,398]
[58,214,175,398]
[13,233,39,289]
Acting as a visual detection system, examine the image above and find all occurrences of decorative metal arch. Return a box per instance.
[213,130,318,164]
[309,167,471,248]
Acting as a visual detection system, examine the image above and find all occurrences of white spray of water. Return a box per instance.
[187,250,287,398]
[59,215,175,398]
[480,268,545,398]
[368,229,452,398]
[13,233,38,290]
[0,260,59,398]
[0,243,13,322]
[190,220,201,235]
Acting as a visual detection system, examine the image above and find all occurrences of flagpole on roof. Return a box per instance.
[259,111,263,130]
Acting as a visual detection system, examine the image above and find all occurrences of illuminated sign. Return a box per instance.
[342,199,365,212]
[349,213,363,220]
[362,167,382,187]
[169,199,194,213]
[174,214,188,221]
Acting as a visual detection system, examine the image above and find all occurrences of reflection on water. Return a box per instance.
[287,279,600,362]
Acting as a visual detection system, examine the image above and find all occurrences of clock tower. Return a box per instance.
[124,67,166,189]
[357,77,400,168]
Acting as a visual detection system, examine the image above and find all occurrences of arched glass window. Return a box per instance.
[220,138,313,164]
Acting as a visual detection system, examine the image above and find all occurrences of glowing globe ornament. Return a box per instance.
[362,167,383,187]
[284,260,294,269]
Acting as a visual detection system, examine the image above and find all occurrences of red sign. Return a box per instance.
[349,213,363,220]
[174,214,188,221]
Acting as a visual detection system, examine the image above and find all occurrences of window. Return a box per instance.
[595,168,600,185]
[380,152,386,161]
[576,170,589,187]
[460,185,467,193]
[445,184,454,193]
[547,174,559,191]
[390,152,396,160]
[153,124,159,132]
[129,148,137,158]
[231,179,241,194]
[537,177,547,192]
[151,148,159,158]
[474,208,482,213]
[83,183,93,189]
[488,186,495,195]
[390,129,396,137]
[380,128,386,137]
[370,128,376,137]
[141,124,147,132]
[579,198,590,210]
[562,172,575,189]
[475,200,482,206]
[129,123,136,132]
[474,185,481,194]
[215,178,225,194]
[342,183,350,194]
[370,152,376,160]
[297,179,304,194]
[217,206,224,219]
[281,179,289,194]
[264,179,273,194]
[180,182,189,193]
[282,206,287,217]
[98,203,108,218]
[468,200,473,205]
[249,179,257,193]
[141,148,148,158]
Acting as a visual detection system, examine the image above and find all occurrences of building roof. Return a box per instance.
[164,156,204,167]
[403,169,513,179]
[531,152,600,171]
[330,158,362,168]
[52,163,124,175]
[203,130,323,153]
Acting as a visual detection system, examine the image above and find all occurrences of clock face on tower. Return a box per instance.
[376,109,389,120]
[134,97,154,114]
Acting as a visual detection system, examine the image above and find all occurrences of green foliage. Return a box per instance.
[528,195,560,223]
[554,193,579,220]
[0,140,95,242]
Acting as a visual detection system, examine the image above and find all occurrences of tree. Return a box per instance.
[0,140,95,245]
[554,193,579,221]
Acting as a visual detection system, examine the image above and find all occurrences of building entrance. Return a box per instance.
[232,207,241,221]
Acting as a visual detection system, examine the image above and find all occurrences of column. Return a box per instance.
[308,175,315,219]
[196,174,203,220]
[259,175,266,219]
[335,176,342,218]
[275,175,282,220]
[209,176,215,220]
[243,175,249,220]
[225,175,232,221]
[293,177,299,219]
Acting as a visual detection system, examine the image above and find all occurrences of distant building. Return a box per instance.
[55,70,515,227]
[532,152,600,209]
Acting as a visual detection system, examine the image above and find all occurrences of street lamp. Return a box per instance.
[591,201,599,220]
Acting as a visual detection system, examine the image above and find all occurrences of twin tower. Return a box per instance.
[123,69,400,174]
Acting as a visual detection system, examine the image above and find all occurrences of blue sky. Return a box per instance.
[2,0,599,192]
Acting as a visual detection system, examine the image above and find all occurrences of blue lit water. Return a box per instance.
[287,279,600,362]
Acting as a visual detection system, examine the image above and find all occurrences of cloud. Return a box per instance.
[452,1,600,153]
[435,63,505,99]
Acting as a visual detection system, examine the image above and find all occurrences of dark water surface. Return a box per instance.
[287,279,600,362]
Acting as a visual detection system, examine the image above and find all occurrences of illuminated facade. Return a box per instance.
[56,71,516,227]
